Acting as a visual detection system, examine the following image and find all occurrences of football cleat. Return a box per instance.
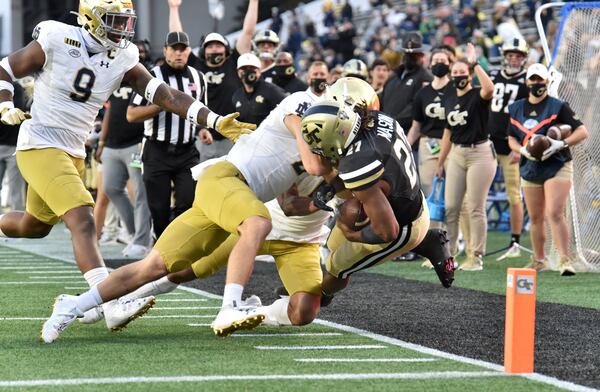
[40,294,84,343]
[103,296,155,332]
[412,229,455,286]
[240,295,262,309]
[78,305,104,324]
[211,305,265,337]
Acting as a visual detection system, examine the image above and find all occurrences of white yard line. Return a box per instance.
[0,282,88,285]
[255,345,386,350]
[0,317,46,321]
[143,315,215,319]
[28,276,84,280]
[152,306,220,310]
[0,371,507,387]
[64,287,90,290]
[186,323,212,327]
[0,265,68,268]
[16,271,80,274]
[233,333,343,337]
[158,299,207,302]
[295,358,436,363]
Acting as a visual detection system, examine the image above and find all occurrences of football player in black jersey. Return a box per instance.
[300,97,455,304]
[488,38,530,259]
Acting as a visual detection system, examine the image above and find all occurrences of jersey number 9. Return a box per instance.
[70,68,96,103]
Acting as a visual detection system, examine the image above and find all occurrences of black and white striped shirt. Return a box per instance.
[131,63,206,146]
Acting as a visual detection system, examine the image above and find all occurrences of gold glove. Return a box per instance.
[0,102,30,126]
[215,112,256,142]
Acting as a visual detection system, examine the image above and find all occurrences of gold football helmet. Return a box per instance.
[76,0,136,50]
[341,59,369,80]
[501,37,529,74]
[301,100,361,164]
[252,29,280,61]
[327,77,380,111]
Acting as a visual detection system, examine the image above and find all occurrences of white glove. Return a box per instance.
[519,145,537,161]
[0,102,29,126]
[541,138,566,161]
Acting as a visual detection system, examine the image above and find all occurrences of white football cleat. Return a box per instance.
[78,306,105,324]
[103,296,155,332]
[240,295,262,309]
[211,305,265,337]
[40,294,83,343]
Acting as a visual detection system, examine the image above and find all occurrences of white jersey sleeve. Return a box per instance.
[17,21,139,158]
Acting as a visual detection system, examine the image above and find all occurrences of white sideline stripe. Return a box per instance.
[233,333,343,337]
[186,323,212,327]
[16,271,79,274]
[255,345,386,350]
[158,299,207,302]
[162,292,183,296]
[64,287,89,290]
[0,371,507,387]
[0,282,87,285]
[3,246,596,392]
[153,306,220,310]
[0,265,67,268]
[295,358,437,363]
[29,276,84,280]
[143,315,215,319]
[0,317,45,321]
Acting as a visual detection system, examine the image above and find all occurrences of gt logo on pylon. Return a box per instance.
[516,276,534,294]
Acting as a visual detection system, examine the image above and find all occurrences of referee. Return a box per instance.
[127,31,206,238]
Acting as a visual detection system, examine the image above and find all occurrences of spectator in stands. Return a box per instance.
[168,0,256,162]
[508,63,589,276]
[328,65,344,84]
[232,53,287,126]
[134,39,153,70]
[253,29,281,72]
[380,32,432,135]
[271,52,308,94]
[435,43,496,271]
[369,59,391,94]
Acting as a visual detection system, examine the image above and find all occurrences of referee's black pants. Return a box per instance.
[142,141,199,239]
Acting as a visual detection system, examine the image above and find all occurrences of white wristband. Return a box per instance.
[0,57,16,82]
[144,78,164,103]
[207,111,222,130]
[0,101,15,112]
[186,100,205,125]
[0,80,15,95]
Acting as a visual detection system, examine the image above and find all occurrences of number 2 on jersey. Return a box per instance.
[393,129,418,189]
[70,68,96,103]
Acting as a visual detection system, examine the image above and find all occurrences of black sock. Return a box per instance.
[510,234,520,245]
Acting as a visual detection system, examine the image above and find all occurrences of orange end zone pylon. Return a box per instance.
[504,268,537,373]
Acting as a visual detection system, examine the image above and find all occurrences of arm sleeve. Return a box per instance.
[557,101,583,130]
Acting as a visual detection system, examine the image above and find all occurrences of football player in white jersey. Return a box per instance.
[0,0,254,341]
[41,61,332,342]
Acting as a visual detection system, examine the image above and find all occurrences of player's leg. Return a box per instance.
[102,147,136,241]
[142,153,173,238]
[125,145,152,249]
[522,180,547,270]
[498,153,524,256]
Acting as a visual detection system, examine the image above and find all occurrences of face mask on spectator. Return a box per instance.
[431,63,450,77]
[311,78,327,93]
[206,53,225,65]
[528,82,547,97]
[452,75,469,90]
[403,55,419,71]
[239,70,259,86]
[274,65,296,82]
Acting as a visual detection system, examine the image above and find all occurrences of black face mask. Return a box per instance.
[452,75,469,90]
[206,53,225,65]
[528,83,547,98]
[311,78,327,94]
[431,63,450,77]
[240,70,259,86]
[273,65,295,82]
[403,55,419,71]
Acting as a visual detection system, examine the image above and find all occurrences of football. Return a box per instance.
[547,123,573,140]
[338,198,370,231]
[526,134,550,160]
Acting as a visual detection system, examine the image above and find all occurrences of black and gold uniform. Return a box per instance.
[232,79,286,126]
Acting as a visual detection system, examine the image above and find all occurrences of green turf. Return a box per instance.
[0,245,574,391]
[371,231,600,310]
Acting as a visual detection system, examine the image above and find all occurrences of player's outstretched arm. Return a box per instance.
[124,64,255,141]
[168,0,183,32]
[237,0,259,54]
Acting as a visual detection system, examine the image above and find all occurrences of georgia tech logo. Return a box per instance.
[255,95,264,103]
[425,102,445,120]
[302,122,323,146]
[205,71,225,85]
[447,109,468,127]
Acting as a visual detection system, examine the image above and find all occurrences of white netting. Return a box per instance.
[544,3,600,271]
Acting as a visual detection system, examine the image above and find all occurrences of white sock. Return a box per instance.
[263,297,292,326]
[121,276,178,301]
[83,267,109,288]
[0,214,6,237]
[75,286,102,312]
[222,283,244,308]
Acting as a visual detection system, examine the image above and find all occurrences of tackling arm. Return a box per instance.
[285,114,333,177]
[277,184,321,216]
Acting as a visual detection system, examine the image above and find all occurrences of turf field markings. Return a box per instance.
[187,323,212,327]
[255,345,386,350]
[153,306,220,310]
[0,372,509,387]
[295,358,437,363]
[64,287,89,290]
[233,333,343,337]
[0,317,46,321]
[143,315,216,319]
[0,281,89,285]
[28,276,84,280]
[162,292,183,296]
[16,271,80,274]
[0,264,69,268]
[158,298,208,302]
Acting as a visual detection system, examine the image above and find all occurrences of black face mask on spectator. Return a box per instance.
[452,75,469,90]
[311,78,327,93]
[528,83,547,97]
[403,54,419,71]
[273,65,296,82]
[431,63,450,77]
[239,70,259,86]
[206,53,225,65]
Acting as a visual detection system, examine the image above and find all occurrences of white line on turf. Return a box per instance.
[158,299,207,302]
[153,306,220,310]
[295,358,436,363]
[0,265,68,268]
[16,271,80,274]
[0,282,88,285]
[162,293,183,296]
[187,323,212,327]
[233,333,343,337]
[28,276,83,280]
[0,317,46,321]
[143,315,215,319]
[255,345,386,350]
[0,371,507,387]
[64,287,89,290]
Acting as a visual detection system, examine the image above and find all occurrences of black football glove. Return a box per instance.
[312,182,335,212]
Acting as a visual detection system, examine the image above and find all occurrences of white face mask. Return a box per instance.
[81,28,107,53]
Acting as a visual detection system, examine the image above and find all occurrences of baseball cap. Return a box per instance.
[165,31,190,47]
[203,32,228,48]
[237,53,261,69]
[401,32,424,53]
[526,63,549,80]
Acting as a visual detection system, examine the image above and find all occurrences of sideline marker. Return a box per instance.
[504,268,536,373]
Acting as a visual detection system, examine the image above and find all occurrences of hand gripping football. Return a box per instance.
[338,198,370,231]
[526,134,550,161]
